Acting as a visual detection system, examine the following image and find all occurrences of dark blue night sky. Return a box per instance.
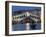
[12,6,41,12]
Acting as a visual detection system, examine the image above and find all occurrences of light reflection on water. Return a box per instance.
[12,23,41,31]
